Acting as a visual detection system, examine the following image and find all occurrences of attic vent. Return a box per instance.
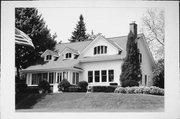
[54,57,59,61]
[118,50,122,55]
[74,55,79,59]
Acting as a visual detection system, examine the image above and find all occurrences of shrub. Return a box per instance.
[114,87,126,93]
[121,80,139,87]
[15,83,27,93]
[78,81,88,92]
[126,86,138,94]
[91,86,117,93]
[58,79,70,92]
[143,87,151,94]
[67,85,81,92]
[25,86,39,93]
[149,86,164,95]
[38,80,51,93]
[114,86,164,96]
[134,86,144,94]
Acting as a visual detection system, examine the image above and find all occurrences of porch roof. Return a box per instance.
[22,59,82,72]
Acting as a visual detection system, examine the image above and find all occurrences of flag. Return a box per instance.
[15,28,35,48]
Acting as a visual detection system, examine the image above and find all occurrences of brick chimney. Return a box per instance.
[129,21,137,38]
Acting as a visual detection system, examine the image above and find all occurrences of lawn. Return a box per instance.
[16,93,164,112]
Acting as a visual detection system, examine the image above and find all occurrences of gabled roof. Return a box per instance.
[55,34,144,58]
[41,49,59,57]
[24,34,151,71]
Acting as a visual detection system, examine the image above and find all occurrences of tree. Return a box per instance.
[152,59,164,88]
[69,14,88,42]
[120,31,142,87]
[140,8,164,61]
[15,8,57,79]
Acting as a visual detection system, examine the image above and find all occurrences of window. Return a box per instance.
[65,53,72,59]
[49,72,54,84]
[43,73,48,81]
[88,71,93,83]
[101,70,107,82]
[57,72,62,83]
[139,53,142,63]
[72,72,79,85]
[37,73,43,84]
[46,55,52,60]
[145,75,147,86]
[108,70,114,82]
[94,47,97,55]
[76,73,79,84]
[32,74,37,85]
[94,45,107,55]
[95,71,100,82]
[63,72,68,80]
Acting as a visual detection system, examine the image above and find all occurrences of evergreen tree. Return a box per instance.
[69,14,88,42]
[15,8,57,79]
[120,31,142,87]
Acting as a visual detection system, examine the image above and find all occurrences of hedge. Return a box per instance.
[114,86,164,96]
[90,86,117,93]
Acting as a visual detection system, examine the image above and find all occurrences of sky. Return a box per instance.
[37,7,146,43]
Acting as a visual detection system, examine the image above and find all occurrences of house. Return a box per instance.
[22,23,155,92]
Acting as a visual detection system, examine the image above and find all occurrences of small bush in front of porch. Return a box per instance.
[38,80,51,93]
[67,85,81,92]
[58,79,70,92]
[78,81,88,92]
[91,86,117,93]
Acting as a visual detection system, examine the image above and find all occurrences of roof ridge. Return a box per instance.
[56,40,92,45]
[106,33,143,39]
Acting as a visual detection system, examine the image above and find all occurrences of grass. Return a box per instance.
[16,93,164,112]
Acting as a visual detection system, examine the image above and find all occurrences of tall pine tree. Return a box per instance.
[120,25,142,87]
[69,14,88,42]
[15,8,57,79]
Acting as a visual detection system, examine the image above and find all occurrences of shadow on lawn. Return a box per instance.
[15,93,52,109]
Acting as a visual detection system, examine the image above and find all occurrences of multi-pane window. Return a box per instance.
[63,72,68,80]
[95,71,100,82]
[65,53,72,59]
[88,70,114,83]
[32,74,37,85]
[101,70,107,82]
[46,55,52,60]
[108,70,114,82]
[43,73,48,81]
[49,72,54,84]
[73,72,79,85]
[145,75,147,86]
[94,46,107,55]
[57,72,62,83]
[88,71,93,83]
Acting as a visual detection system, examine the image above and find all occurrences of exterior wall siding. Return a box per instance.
[138,39,154,86]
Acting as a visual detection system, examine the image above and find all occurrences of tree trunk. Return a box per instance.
[16,66,20,80]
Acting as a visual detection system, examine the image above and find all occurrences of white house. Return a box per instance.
[22,23,155,92]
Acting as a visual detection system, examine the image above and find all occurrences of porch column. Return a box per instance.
[47,72,49,83]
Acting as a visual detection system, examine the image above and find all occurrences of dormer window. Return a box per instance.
[65,53,72,59]
[46,55,52,61]
[94,45,107,55]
